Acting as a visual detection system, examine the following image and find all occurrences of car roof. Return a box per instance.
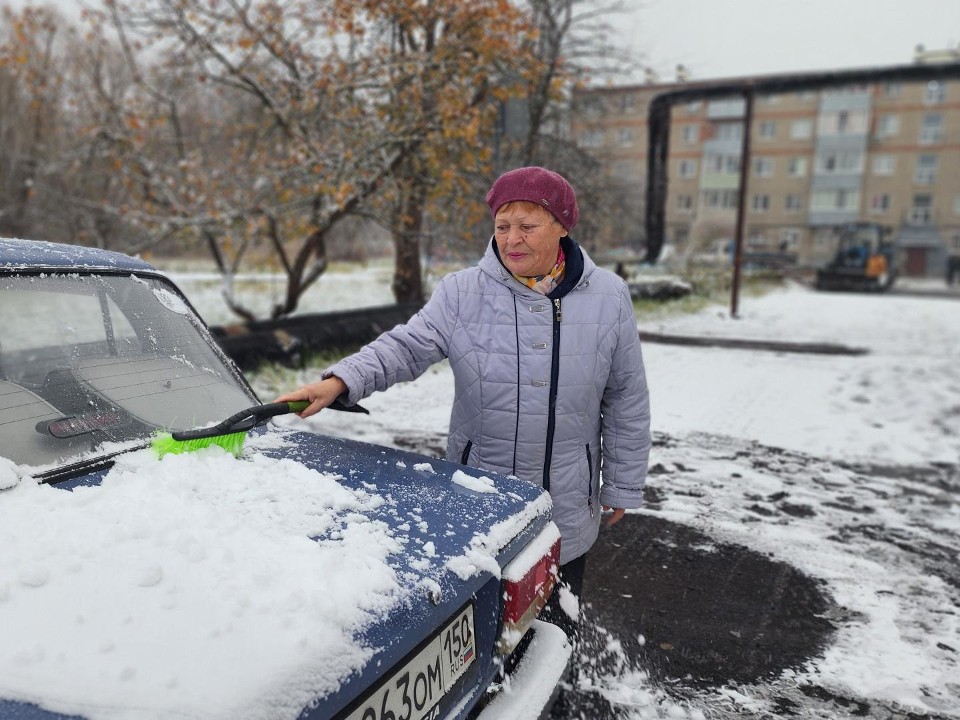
[0,237,156,273]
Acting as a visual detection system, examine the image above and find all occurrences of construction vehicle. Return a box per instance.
[815,222,897,292]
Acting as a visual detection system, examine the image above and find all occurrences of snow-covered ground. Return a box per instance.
[3,262,956,720]
[640,284,960,466]
[250,278,960,719]
[165,262,400,327]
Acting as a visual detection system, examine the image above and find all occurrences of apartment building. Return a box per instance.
[571,55,960,277]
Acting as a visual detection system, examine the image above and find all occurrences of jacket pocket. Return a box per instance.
[460,440,473,466]
[585,444,596,518]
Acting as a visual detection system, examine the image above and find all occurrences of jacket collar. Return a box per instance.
[482,235,593,298]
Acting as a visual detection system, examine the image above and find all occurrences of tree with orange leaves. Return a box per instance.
[63,0,542,317]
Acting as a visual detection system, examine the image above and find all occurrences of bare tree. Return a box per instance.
[518,0,637,166]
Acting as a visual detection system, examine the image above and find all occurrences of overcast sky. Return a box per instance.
[621,0,960,82]
[7,0,960,84]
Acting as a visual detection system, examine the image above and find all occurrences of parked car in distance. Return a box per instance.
[691,237,797,270]
[0,238,570,720]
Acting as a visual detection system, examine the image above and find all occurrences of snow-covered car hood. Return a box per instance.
[0,428,551,720]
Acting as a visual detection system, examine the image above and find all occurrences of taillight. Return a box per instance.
[496,522,561,654]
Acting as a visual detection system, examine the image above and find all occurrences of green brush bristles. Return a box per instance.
[151,431,247,458]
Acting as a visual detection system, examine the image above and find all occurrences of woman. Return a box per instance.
[276,166,651,638]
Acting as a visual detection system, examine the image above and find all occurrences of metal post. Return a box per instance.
[731,91,755,318]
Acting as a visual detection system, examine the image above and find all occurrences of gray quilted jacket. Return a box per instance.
[326,238,651,564]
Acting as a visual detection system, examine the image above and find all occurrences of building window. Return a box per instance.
[678,159,698,178]
[704,154,740,175]
[702,189,739,209]
[785,194,803,212]
[617,128,633,145]
[876,114,899,138]
[818,109,867,136]
[779,228,801,250]
[758,121,776,139]
[715,123,744,141]
[790,120,812,140]
[619,94,637,113]
[837,110,850,133]
[882,81,900,97]
[920,114,943,144]
[818,152,863,174]
[751,194,770,212]
[915,154,937,185]
[612,161,634,179]
[869,194,891,214]
[681,125,699,144]
[924,81,946,105]
[686,101,702,114]
[910,194,933,225]
[676,194,694,213]
[753,157,774,177]
[796,91,817,102]
[955,195,960,215]
[823,84,868,97]
[812,189,859,210]
[579,130,603,148]
[872,155,895,175]
[787,157,807,177]
[580,97,604,117]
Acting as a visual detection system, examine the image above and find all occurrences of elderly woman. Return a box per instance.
[277,166,651,637]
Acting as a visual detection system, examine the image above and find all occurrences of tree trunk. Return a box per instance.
[391,175,426,305]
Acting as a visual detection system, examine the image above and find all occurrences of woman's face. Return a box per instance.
[494,202,567,277]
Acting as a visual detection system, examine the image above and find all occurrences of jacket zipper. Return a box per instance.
[542,298,562,491]
[586,444,595,517]
[460,440,473,466]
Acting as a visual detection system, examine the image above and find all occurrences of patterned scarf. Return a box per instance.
[513,247,566,295]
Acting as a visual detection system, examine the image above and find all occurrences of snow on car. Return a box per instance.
[0,238,570,720]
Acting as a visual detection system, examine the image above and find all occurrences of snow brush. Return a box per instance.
[152,398,368,458]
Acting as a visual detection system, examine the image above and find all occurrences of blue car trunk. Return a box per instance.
[261,431,551,719]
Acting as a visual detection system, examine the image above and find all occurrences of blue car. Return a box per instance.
[0,238,570,720]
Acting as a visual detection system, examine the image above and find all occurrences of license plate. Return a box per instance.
[344,604,476,720]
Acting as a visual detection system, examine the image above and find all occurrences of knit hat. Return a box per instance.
[485,166,579,231]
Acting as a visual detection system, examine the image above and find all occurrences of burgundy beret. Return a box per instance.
[485,166,579,231]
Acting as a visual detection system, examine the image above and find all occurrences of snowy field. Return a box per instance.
[243,274,960,719]
[164,261,401,326]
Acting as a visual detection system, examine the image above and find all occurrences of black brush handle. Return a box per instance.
[171,398,367,441]
[171,401,307,440]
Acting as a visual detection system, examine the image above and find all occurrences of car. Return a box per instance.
[0,237,570,720]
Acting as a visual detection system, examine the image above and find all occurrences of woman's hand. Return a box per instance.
[275,376,348,418]
[602,506,626,527]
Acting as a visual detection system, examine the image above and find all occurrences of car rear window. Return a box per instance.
[0,272,255,470]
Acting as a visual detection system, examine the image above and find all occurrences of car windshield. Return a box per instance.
[0,272,256,470]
